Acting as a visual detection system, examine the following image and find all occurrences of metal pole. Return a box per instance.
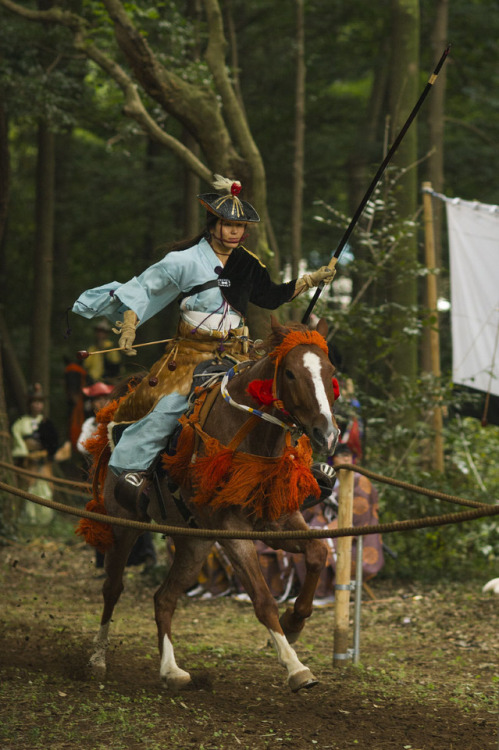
[352,535,363,665]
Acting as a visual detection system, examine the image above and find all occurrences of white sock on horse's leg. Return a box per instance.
[89,621,110,672]
[268,630,318,692]
[159,634,191,689]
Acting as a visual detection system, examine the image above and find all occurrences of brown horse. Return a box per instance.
[88,317,340,692]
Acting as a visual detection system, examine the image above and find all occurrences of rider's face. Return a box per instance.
[213,220,246,250]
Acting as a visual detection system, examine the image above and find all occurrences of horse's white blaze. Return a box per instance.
[269,630,307,678]
[302,351,336,439]
[160,635,191,683]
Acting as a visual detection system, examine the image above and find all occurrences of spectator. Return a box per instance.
[243,442,384,605]
[64,356,89,450]
[11,384,70,524]
[82,319,122,383]
[77,381,115,456]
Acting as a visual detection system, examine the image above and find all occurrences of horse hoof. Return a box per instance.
[161,670,192,691]
[88,653,107,676]
[288,668,318,692]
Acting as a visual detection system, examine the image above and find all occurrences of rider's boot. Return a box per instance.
[114,470,152,516]
[113,450,169,517]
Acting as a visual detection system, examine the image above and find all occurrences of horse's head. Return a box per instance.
[268,316,340,456]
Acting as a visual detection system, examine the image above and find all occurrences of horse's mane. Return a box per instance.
[261,321,309,355]
[109,373,144,400]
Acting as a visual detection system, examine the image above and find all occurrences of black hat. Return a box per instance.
[197,174,260,223]
[27,382,45,403]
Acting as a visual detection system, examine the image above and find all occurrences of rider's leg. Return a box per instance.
[111,392,187,509]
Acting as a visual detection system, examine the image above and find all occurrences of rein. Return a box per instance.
[220,328,330,437]
[220,361,300,436]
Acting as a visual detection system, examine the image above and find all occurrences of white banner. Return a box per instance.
[446,197,499,396]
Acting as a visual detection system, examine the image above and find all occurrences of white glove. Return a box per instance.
[113,310,138,356]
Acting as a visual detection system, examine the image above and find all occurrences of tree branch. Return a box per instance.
[0,0,211,181]
[203,0,264,178]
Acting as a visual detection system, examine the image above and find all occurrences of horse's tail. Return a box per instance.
[75,375,142,552]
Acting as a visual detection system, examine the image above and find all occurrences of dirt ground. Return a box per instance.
[0,533,498,750]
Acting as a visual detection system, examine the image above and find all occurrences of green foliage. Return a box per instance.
[1,0,498,576]
[0,11,86,129]
[314,182,499,580]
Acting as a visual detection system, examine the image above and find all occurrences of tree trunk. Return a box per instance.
[0,310,27,413]
[0,104,8,253]
[388,0,420,387]
[30,121,55,410]
[421,2,448,374]
[0,105,20,533]
[0,342,20,536]
[427,0,449,270]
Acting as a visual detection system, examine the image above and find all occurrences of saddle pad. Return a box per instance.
[189,356,240,399]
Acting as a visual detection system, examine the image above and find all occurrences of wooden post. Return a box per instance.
[333,468,354,666]
[422,181,444,472]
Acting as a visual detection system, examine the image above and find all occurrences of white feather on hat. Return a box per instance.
[212,174,241,194]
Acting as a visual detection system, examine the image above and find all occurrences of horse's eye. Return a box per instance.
[285,369,295,380]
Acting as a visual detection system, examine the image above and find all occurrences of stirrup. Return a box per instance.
[300,462,337,512]
[114,470,150,514]
[312,462,337,498]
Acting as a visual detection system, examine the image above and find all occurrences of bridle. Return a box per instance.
[220,329,332,439]
[220,361,300,436]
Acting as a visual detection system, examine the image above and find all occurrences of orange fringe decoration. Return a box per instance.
[269,329,329,365]
[75,394,130,551]
[162,330,328,520]
[75,496,114,553]
[163,423,319,520]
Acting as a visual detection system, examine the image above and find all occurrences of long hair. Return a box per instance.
[155,212,218,257]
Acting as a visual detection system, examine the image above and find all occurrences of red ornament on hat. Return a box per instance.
[231,182,242,196]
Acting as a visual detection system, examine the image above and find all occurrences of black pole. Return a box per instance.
[302,45,451,325]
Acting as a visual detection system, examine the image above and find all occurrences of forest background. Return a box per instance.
[0,0,498,579]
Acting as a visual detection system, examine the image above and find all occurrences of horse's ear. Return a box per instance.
[316,317,328,339]
[270,314,282,332]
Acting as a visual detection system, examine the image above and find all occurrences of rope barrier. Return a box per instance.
[0,459,91,490]
[0,459,491,509]
[1,479,498,542]
[339,464,490,509]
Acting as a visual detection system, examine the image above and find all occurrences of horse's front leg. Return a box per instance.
[89,526,140,675]
[221,537,318,692]
[271,512,328,644]
[154,535,213,690]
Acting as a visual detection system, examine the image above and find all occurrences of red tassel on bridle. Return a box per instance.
[247,378,275,406]
[247,331,341,410]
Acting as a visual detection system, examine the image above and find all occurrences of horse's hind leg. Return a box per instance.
[221,538,318,692]
[89,527,140,675]
[154,535,213,690]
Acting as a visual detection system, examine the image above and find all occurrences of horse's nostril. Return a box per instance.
[312,428,326,446]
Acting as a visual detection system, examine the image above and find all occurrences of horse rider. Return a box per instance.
[72,174,336,507]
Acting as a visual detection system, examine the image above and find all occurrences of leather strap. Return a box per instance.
[177,278,220,303]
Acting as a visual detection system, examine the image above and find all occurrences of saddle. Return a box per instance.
[110,354,242,453]
[189,356,239,399]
